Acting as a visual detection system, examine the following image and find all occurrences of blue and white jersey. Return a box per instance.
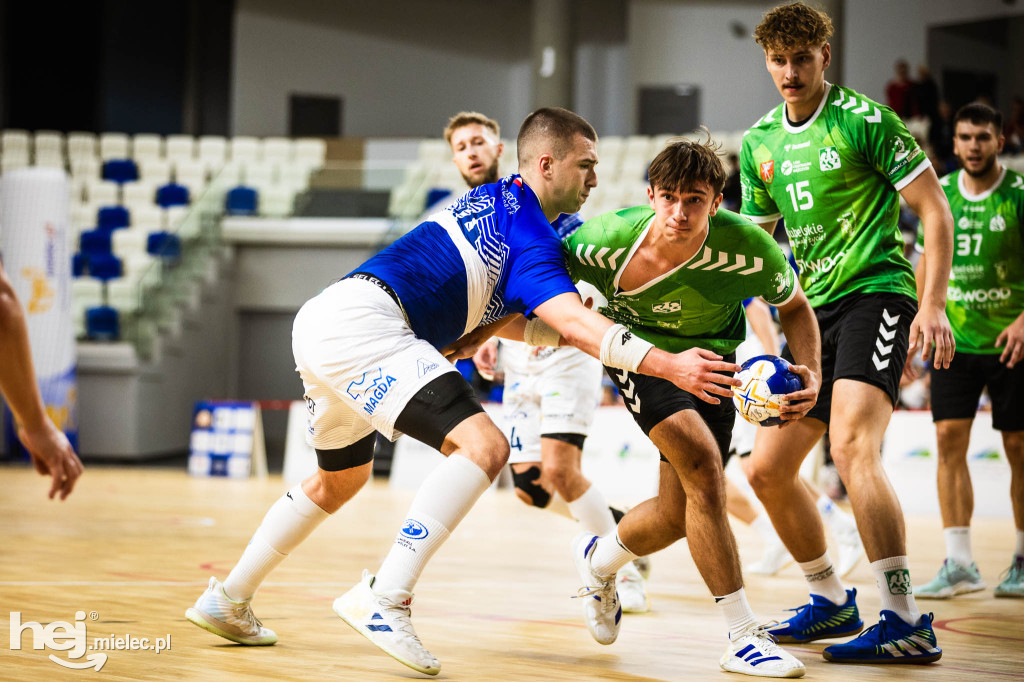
[552,212,584,240]
[353,174,577,350]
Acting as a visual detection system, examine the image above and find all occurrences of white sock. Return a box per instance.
[715,587,759,640]
[567,484,618,537]
[944,526,973,567]
[590,530,639,577]
[751,513,782,545]
[798,553,847,605]
[1015,529,1024,558]
[871,555,921,625]
[223,484,330,601]
[373,454,490,594]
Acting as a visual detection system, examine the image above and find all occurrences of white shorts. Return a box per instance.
[292,278,459,449]
[502,346,603,465]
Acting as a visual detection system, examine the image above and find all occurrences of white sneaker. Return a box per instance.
[617,561,650,614]
[185,577,277,645]
[571,533,622,645]
[720,624,806,678]
[745,539,793,576]
[833,521,865,578]
[333,570,440,676]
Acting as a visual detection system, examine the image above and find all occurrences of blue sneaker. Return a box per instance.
[769,588,863,643]
[823,610,942,664]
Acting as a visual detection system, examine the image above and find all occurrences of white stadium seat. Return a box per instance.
[261,137,293,163]
[67,132,97,159]
[294,138,326,167]
[229,136,260,162]
[100,133,130,160]
[198,136,227,167]
[166,135,196,161]
[139,158,172,186]
[86,179,120,206]
[122,181,156,206]
[33,130,64,157]
[1,129,30,155]
[132,134,163,160]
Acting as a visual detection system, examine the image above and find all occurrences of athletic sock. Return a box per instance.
[567,484,618,537]
[871,555,921,625]
[373,454,490,594]
[1015,529,1024,559]
[751,513,782,544]
[798,553,847,605]
[590,529,639,577]
[944,526,973,567]
[223,484,330,601]
[715,587,759,641]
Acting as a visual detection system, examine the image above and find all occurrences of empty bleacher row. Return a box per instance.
[0,130,327,342]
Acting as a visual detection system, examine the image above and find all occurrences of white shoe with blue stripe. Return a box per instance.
[572,533,622,645]
[333,570,440,676]
[720,624,806,678]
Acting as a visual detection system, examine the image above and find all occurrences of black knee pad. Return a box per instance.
[511,465,551,508]
[394,372,485,451]
[542,432,586,450]
[316,433,376,471]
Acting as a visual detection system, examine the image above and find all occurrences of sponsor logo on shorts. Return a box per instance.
[400,519,429,540]
[652,300,682,313]
[417,358,439,378]
[346,368,398,416]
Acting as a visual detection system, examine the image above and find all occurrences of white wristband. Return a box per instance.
[600,324,654,372]
[523,317,561,347]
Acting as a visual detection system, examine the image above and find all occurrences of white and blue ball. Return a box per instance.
[731,354,803,427]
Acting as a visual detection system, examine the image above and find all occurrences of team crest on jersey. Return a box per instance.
[652,300,682,314]
[819,146,841,171]
[760,160,775,184]
[990,215,1006,232]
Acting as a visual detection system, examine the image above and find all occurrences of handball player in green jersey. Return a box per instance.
[738,2,955,664]
[913,103,1024,600]
[508,136,821,678]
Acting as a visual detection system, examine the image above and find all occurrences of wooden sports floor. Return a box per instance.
[0,466,1020,681]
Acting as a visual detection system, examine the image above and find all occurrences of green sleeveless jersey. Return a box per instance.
[563,206,797,355]
[740,83,924,308]
[915,168,1024,353]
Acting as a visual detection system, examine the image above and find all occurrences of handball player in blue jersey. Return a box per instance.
[186,108,741,676]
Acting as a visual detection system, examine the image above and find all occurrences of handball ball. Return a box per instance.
[732,354,802,426]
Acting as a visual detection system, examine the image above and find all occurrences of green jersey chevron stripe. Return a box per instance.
[917,167,1024,353]
[740,82,922,308]
[563,206,797,355]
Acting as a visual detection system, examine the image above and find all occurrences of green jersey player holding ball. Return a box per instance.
[739,2,955,665]
[914,103,1024,600]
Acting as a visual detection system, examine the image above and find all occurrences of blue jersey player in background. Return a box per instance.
[187,108,740,677]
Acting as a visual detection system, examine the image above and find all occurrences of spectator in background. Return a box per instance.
[885,59,916,119]
[0,260,83,500]
[1005,96,1024,155]
[721,153,741,211]
[928,101,956,173]
[915,64,940,128]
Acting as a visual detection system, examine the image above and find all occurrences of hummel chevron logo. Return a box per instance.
[832,91,882,123]
[687,247,763,275]
[1012,176,1024,191]
[617,370,641,413]
[873,308,899,370]
[576,244,626,269]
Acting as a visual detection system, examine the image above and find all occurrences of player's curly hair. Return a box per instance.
[648,130,727,196]
[755,2,834,53]
[444,112,500,145]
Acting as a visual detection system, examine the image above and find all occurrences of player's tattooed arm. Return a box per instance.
[901,168,956,369]
[775,288,822,422]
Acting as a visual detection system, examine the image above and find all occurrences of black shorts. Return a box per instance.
[782,292,916,426]
[605,356,736,466]
[930,351,1024,431]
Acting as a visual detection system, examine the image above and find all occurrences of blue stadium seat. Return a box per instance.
[102,159,139,184]
[156,183,190,208]
[72,252,88,277]
[85,306,120,341]
[147,231,182,262]
[97,205,130,231]
[225,186,258,215]
[80,230,113,258]
[88,253,123,281]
